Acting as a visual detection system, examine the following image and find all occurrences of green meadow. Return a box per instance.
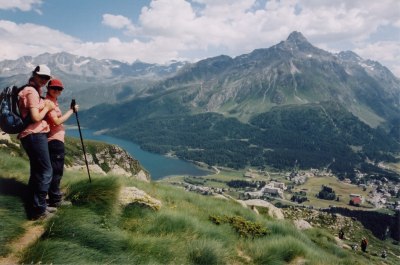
[0,146,398,265]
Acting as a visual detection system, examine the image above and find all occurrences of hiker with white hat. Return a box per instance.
[18,64,56,220]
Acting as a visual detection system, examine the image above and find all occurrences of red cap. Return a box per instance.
[47,79,64,88]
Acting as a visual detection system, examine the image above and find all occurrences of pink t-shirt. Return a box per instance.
[17,86,50,139]
[45,95,65,143]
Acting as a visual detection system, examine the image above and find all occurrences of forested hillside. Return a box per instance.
[82,100,399,182]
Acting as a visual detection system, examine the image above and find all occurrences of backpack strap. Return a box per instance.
[19,84,45,99]
[15,84,33,126]
[17,84,29,93]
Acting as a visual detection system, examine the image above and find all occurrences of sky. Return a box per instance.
[0,0,399,77]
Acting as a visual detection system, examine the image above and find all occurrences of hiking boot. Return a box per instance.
[46,206,58,213]
[31,210,54,221]
[48,200,72,208]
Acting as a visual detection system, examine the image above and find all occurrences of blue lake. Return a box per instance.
[66,128,210,180]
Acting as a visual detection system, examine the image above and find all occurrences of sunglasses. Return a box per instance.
[49,86,63,91]
[38,74,51,81]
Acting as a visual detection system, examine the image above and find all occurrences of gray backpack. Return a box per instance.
[0,85,31,134]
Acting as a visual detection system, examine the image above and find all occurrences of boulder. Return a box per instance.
[0,133,20,148]
[109,165,131,177]
[293,219,312,230]
[237,199,284,219]
[0,133,11,142]
[333,236,352,250]
[135,170,150,182]
[119,186,162,211]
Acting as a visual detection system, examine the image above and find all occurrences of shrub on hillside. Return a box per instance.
[209,215,268,238]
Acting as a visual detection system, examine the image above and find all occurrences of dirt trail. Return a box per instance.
[0,222,45,265]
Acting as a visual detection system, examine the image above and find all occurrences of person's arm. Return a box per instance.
[30,100,55,122]
[48,105,79,126]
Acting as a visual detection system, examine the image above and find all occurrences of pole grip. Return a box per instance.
[71,99,76,113]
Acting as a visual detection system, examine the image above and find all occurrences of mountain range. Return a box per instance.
[1,31,399,179]
[0,52,186,109]
[133,31,399,128]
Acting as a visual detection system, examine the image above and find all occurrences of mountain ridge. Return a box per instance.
[0,52,188,109]
[75,31,399,178]
[141,31,399,127]
[0,31,398,124]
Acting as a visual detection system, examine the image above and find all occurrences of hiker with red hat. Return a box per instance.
[45,78,79,207]
[18,65,56,220]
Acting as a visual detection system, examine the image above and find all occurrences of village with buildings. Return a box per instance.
[170,167,400,212]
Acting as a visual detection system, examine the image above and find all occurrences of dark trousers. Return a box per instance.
[48,140,65,204]
[21,133,53,217]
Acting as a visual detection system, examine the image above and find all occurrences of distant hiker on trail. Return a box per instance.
[338,229,344,239]
[351,244,358,251]
[361,237,368,252]
[18,65,56,220]
[45,79,78,207]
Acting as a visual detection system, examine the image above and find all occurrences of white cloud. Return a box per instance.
[102,14,132,29]
[0,0,399,77]
[0,20,80,60]
[0,20,182,64]
[75,37,184,64]
[102,14,137,35]
[131,0,400,75]
[0,0,42,11]
[354,41,400,76]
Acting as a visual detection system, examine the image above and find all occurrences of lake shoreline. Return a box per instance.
[66,128,211,180]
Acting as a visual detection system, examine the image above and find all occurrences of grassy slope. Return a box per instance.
[1,147,398,264]
[0,143,31,256]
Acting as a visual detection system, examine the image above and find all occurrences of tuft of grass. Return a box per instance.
[0,149,30,257]
[128,235,180,264]
[266,220,312,243]
[0,149,29,181]
[248,236,308,264]
[143,211,200,235]
[67,177,121,215]
[0,195,26,256]
[22,240,112,265]
[305,228,348,258]
[186,239,227,265]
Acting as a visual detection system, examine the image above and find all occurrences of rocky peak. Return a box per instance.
[337,51,362,62]
[278,31,330,58]
[286,31,309,45]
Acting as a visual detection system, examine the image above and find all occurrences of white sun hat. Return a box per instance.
[33,64,51,77]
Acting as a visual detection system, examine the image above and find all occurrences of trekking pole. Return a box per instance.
[71,99,92,183]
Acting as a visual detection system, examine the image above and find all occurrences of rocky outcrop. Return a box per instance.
[237,199,284,220]
[1,130,150,181]
[282,207,365,242]
[67,164,107,175]
[293,219,312,230]
[119,186,162,210]
[0,132,20,148]
[68,144,150,182]
[0,132,23,156]
[0,132,12,143]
